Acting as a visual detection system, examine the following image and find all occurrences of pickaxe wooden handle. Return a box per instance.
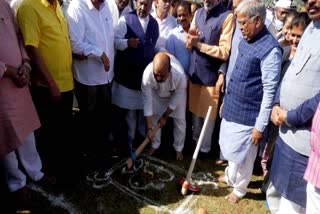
[126,123,161,168]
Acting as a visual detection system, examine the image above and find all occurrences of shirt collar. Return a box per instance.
[138,14,150,22]
[178,24,186,33]
[153,11,171,23]
[86,0,105,10]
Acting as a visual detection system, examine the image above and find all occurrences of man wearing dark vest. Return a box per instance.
[113,0,159,144]
[267,0,320,212]
[218,0,282,203]
[186,0,234,157]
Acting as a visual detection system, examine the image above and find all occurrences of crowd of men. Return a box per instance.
[1,0,320,212]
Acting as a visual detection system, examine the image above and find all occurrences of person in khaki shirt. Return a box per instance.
[17,0,74,182]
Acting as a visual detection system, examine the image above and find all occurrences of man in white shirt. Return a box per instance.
[107,0,132,29]
[67,0,115,150]
[60,0,72,16]
[142,52,187,160]
[151,0,177,51]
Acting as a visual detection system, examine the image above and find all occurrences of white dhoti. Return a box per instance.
[306,182,320,214]
[224,143,258,197]
[149,90,187,152]
[219,118,258,197]
[266,182,306,214]
[151,115,186,152]
[3,132,44,192]
[112,81,145,139]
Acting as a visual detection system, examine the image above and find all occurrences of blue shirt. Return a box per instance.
[166,25,191,75]
[256,47,282,132]
[226,22,242,86]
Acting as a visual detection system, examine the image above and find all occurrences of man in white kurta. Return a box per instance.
[142,52,187,160]
[151,0,177,52]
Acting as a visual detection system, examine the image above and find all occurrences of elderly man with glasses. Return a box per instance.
[218,0,282,204]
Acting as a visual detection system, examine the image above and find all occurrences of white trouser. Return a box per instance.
[126,109,146,140]
[266,182,306,214]
[225,143,258,197]
[3,132,44,192]
[306,182,320,214]
[151,115,186,152]
[192,114,215,153]
[278,197,306,214]
[266,181,282,214]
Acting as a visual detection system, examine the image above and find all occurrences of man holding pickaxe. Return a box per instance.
[142,52,187,161]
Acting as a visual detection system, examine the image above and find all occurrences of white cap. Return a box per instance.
[275,0,293,9]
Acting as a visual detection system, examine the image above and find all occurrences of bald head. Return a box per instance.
[153,52,171,83]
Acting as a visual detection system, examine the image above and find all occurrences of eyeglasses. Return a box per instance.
[238,15,258,27]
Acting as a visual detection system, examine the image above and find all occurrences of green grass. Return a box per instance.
[20,154,270,214]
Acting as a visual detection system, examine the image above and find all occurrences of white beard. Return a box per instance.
[204,4,214,11]
[204,1,218,12]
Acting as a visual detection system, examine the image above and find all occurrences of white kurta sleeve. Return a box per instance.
[142,64,154,116]
[67,5,103,57]
[115,16,128,51]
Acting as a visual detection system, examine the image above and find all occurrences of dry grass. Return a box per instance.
[14,154,270,214]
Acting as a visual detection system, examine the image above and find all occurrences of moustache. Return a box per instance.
[308,5,319,10]
[308,2,318,9]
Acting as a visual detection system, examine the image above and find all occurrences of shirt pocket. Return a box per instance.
[295,52,311,75]
[84,28,97,44]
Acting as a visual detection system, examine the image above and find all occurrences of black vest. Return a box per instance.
[189,4,230,86]
[114,11,159,90]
